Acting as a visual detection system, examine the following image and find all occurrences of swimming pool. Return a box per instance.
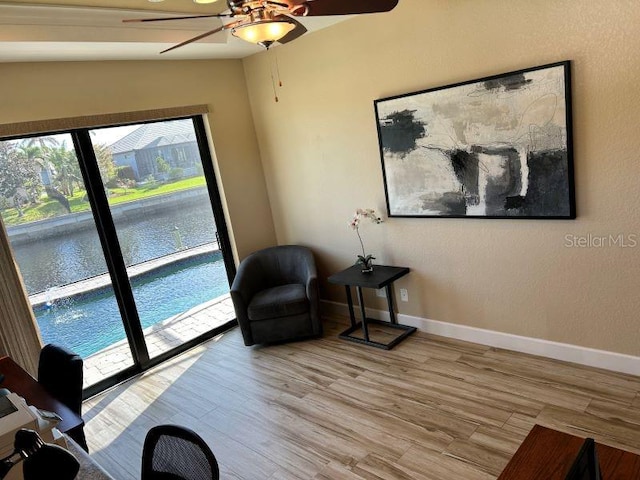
[33,251,229,358]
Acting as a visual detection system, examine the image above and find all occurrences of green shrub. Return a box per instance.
[168,167,184,180]
[156,157,170,173]
[116,165,136,181]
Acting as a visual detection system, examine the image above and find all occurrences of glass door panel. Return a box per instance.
[89,119,233,359]
[0,135,134,388]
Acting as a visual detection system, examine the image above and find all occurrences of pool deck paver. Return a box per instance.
[83,294,235,388]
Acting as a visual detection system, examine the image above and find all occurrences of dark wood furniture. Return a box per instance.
[498,424,640,479]
[0,356,83,434]
[327,264,416,349]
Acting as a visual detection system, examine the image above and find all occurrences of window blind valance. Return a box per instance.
[0,104,209,138]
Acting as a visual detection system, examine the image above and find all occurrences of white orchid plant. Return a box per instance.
[349,208,383,271]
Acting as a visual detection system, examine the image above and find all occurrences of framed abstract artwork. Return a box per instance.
[374,61,575,218]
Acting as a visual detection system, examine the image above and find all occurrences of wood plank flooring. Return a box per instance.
[83,317,640,479]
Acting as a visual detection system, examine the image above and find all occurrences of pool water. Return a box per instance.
[34,252,229,358]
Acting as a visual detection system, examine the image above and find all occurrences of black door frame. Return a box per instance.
[2,116,237,399]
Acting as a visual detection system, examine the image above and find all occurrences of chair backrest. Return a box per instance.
[37,343,84,415]
[245,245,315,287]
[141,425,220,480]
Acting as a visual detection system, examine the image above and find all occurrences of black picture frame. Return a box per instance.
[373,61,575,219]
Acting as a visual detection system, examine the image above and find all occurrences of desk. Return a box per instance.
[67,436,115,480]
[328,265,416,349]
[0,357,83,434]
[498,424,640,479]
[4,435,115,480]
[0,357,114,479]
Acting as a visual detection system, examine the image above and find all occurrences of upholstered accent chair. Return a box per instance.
[230,245,322,346]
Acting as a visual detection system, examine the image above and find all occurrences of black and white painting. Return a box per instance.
[374,62,575,218]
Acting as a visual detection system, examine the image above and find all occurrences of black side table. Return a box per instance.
[327,264,416,350]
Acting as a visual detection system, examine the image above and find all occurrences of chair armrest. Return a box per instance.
[230,289,253,346]
[304,260,318,303]
[230,253,268,346]
[303,252,322,335]
[230,255,265,305]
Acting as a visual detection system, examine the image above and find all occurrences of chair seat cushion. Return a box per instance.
[248,284,309,321]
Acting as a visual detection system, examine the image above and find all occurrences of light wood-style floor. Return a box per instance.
[83,317,640,479]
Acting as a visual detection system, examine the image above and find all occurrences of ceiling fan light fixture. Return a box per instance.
[232,19,296,48]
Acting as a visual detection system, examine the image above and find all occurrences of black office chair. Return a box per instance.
[142,425,219,480]
[37,344,88,452]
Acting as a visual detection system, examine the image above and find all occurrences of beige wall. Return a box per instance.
[243,0,640,356]
[0,59,276,260]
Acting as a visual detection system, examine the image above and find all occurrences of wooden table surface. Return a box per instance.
[0,356,83,434]
[498,424,640,479]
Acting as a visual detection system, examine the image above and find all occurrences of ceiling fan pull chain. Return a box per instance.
[269,48,283,102]
[270,68,279,103]
[275,51,283,87]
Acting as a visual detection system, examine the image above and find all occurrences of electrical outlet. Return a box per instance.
[400,288,409,302]
[376,288,386,298]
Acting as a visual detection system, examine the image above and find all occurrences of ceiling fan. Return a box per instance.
[124,0,399,53]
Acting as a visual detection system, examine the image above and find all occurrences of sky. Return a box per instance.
[90,124,139,146]
[20,124,141,149]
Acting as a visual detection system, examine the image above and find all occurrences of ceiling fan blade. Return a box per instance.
[123,13,230,23]
[291,0,399,16]
[160,25,227,54]
[277,16,307,44]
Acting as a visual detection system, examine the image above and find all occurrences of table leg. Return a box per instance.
[355,286,370,342]
[385,284,397,324]
[345,286,356,327]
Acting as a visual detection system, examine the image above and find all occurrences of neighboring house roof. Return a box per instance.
[109,120,195,155]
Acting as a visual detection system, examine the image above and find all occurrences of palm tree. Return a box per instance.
[21,136,59,151]
[47,143,82,197]
[17,144,42,162]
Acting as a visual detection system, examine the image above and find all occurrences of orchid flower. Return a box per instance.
[349,208,383,268]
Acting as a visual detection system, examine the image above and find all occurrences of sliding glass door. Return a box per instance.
[1,133,136,380]
[0,116,235,395]
[88,119,232,361]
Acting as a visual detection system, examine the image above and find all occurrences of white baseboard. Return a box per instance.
[321,300,640,377]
